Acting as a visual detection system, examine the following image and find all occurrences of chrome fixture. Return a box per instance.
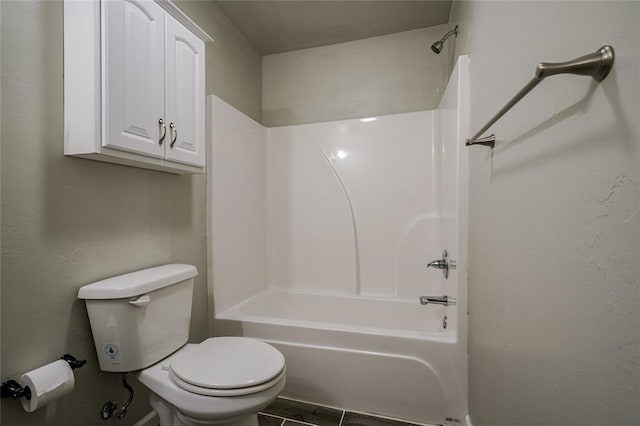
[430,25,458,54]
[420,295,456,306]
[466,45,615,148]
[427,249,456,279]
[170,122,178,148]
[158,118,166,145]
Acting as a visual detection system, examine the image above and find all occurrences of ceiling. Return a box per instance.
[214,1,452,55]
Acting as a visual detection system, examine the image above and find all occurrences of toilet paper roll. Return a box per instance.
[18,359,75,413]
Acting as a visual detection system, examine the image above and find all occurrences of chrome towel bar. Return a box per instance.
[466,45,615,148]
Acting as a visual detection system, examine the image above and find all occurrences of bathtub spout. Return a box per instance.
[420,295,456,306]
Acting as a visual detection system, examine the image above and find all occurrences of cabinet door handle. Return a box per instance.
[170,122,178,148]
[158,119,166,145]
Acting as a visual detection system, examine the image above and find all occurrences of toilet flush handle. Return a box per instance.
[129,295,151,307]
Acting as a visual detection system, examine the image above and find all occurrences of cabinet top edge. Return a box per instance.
[156,0,214,43]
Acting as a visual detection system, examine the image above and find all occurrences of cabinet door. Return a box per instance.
[103,0,165,157]
[164,14,206,166]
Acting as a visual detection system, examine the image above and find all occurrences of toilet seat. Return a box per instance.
[168,337,285,397]
[170,368,286,397]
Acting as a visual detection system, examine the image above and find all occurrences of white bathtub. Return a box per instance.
[215,289,467,425]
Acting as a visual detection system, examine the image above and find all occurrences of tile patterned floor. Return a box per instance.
[259,397,440,426]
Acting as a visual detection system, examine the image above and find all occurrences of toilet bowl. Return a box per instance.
[138,338,286,426]
[77,264,286,426]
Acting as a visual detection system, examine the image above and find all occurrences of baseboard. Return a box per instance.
[135,411,158,426]
[465,414,473,426]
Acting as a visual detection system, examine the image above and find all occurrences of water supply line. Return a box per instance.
[100,374,134,420]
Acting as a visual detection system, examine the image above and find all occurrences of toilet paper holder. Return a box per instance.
[1,354,86,400]
[60,354,87,370]
[1,379,31,400]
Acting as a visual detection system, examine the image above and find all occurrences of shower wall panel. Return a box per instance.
[209,96,269,315]
[267,112,443,297]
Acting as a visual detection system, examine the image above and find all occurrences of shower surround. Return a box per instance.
[208,57,469,425]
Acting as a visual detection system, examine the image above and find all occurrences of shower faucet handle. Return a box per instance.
[427,259,448,269]
[427,250,456,279]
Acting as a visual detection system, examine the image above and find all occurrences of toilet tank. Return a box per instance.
[78,264,197,372]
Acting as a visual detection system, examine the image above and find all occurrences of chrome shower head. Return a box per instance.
[431,40,444,54]
[430,25,458,54]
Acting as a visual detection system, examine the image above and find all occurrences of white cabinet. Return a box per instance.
[103,0,166,158]
[163,14,205,166]
[64,0,212,174]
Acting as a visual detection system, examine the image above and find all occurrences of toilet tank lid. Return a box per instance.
[77,264,198,299]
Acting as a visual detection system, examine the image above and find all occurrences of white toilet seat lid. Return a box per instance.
[169,337,285,391]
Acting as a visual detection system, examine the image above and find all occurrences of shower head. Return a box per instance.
[430,25,458,54]
[430,40,445,54]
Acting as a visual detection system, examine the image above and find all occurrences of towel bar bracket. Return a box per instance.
[465,134,495,148]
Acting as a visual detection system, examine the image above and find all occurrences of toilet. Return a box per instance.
[78,264,285,426]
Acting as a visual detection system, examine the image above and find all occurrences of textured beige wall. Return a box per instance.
[449,2,640,425]
[174,0,262,122]
[0,1,259,424]
[262,25,452,126]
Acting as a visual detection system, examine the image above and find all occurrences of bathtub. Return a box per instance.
[214,289,467,425]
